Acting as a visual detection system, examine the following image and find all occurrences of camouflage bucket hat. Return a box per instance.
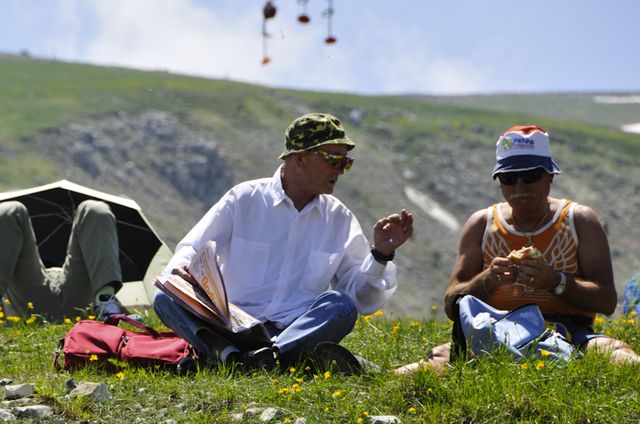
[279,113,355,159]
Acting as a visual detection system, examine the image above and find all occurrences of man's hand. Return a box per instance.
[373,209,414,256]
[171,265,197,285]
[512,257,558,291]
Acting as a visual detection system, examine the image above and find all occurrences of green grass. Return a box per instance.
[2,305,640,423]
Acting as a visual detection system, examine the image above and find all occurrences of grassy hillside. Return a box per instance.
[1,54,640,317]
[410,92,640,128]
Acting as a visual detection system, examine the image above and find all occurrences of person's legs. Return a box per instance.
[153,290,218,358]
[583,336,640,365]
[59,200,122,316]
[394,342,451,375]
[0,201,52,317]
[272,290,357,364]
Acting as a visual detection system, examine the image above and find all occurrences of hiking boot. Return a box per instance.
[94,296,127,321]
[312,342,363,375]
[228,347,276,371]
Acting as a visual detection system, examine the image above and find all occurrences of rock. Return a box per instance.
[68,382,111,403]
[2,384,34,400]
[64,378,78,393]
[294,418,307,424]
[0,409,16,421]
[11,405,53,419]
[244,407,264,417]
[370,416,401,424]
[259,407,283,421]
[228,412,244,421]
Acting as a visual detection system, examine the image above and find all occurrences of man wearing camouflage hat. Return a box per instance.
[154,113,413,372]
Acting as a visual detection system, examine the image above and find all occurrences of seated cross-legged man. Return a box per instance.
[153,113,414,372]
[0,199,125,322]
[397,125,639,374]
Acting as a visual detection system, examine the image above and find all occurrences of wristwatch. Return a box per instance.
[371,246,395,262]
[554,272,567,295]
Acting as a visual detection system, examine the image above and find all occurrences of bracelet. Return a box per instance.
[371,247,395,262]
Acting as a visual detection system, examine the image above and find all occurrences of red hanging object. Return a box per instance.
[323,0,337,44]
[261,1,277,65]
[263,1,276,19]
[297,0,310,24]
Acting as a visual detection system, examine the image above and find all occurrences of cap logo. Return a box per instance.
[501,136,535,151]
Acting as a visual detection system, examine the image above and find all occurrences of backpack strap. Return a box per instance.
[104,314,160,338]
[450,295,468,362]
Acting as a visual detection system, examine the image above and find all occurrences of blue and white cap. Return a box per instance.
[492,125,561,178]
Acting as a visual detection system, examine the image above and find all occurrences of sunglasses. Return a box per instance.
[496,168,546,186]
[311,150,355,173]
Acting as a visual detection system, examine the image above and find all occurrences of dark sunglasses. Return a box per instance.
[496,168,547,186]
[311,150,355,173]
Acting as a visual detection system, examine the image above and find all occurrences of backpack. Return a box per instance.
[54,314,198,371]
[451,295,575,362]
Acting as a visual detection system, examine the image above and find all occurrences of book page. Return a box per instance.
[189,241,230,325]
[154,275,225,325]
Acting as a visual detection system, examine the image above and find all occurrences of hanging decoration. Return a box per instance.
[260,1,339,64]
[323,0,336,44]
[262,1,277,65]
[297,0,310,24]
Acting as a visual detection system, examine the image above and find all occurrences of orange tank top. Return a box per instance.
[482,199,593,318]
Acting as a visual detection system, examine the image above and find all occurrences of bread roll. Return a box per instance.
[507,246,542,263]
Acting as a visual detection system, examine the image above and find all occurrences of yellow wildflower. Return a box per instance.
[427,388,433,393]
[594,316,604,324]
[116,371,125,380]
[89,354,99,361]
[289,367,296,373]
[363,315,372,322]
[627,319,636,325]
[520,363,529,370]
[535,360,545,370]
[88,315,96,320]
[331,390,343,398]
[431,305,438,311]
[64,318,72,324]
[7,316,20,322]
[408,407,417,414]
[4,299,10,305]
[295,378,303,383]
[26,315,37,324]
[631,310,638,317]
[323,371,331,380]
[277,387,289,394]
[0,311,4,319]
[357,419,363,424]
[27,302,34,310]
[373,310,384,317]
[539,349,550,357]
[75,316,81,322]
[0,320,4,325]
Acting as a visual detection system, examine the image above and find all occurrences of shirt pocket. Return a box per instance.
[301,250,340,294]
[226,237,270,289]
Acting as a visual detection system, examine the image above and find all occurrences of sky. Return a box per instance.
[1,0,639,95]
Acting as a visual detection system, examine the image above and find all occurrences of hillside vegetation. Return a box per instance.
[1,54,639,317]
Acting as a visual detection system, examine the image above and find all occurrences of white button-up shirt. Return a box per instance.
[165,167,398,326]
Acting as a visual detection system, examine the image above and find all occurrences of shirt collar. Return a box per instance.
[271,166,323,215]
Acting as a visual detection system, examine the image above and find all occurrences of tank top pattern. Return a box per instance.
[482,199,593,318]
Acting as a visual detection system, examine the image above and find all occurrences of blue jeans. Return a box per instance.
[153,289,357,362]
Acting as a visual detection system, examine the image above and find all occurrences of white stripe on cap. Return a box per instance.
[496,126,551,160]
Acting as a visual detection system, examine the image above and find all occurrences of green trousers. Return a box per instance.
[0,200,121,320]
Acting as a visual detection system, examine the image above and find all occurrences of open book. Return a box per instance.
[154,241,271,349]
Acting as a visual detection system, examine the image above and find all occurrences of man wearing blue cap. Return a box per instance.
[398,125,638,373]
[154,113,413,372]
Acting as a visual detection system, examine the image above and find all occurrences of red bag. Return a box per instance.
[54,315,197,371]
